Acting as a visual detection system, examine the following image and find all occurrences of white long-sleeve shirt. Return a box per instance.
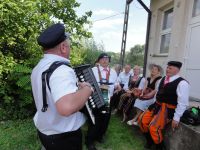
[117,71,131,90]
[155,75,190,122]
[92,65,118,97]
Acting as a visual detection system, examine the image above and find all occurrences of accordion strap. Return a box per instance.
[41,61,70,112]
[97,65,110,82]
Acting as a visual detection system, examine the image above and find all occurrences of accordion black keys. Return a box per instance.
[74,64,105,124]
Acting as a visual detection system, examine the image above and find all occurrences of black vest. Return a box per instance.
[156,76,184,106]
[128,76,143,89]
[147,76,162,90]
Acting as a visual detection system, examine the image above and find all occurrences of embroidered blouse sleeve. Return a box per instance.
[138,77,146,89]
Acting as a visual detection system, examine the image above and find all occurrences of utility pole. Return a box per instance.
[120,0,151,77]
[120,0,133,69]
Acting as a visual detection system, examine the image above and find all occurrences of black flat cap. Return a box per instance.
[167,61,182,69]
[97,53,111,62]
[37,23,69,49]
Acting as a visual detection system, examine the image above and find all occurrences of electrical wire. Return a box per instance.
[93,12,124,22]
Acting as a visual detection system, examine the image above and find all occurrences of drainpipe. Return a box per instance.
[137,0,151,77]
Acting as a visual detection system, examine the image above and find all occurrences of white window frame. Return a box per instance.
[192,0,200,17]
[190,0,200,24]
[159,7,173,54]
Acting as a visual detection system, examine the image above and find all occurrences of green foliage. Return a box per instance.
[70,46,85,66]
[0,0,92,59]
[0,119,40,150]
[0,0,144,120]
[69,38,105,66]
[125,44,145,67]
[0,53,16,120]
[1,0,43,59]
[0,0,92,120]
[0,60,37,120]
[107,52,121,67]
[0,52,16,78]
[81,39,104,66]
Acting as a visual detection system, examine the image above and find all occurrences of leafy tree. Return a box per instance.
[107,52,121,67]
[125,44,144,67]
[0,0,92,120]
[0,0,92,60]
[81,39,104,66]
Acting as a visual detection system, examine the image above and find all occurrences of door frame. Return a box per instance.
[184,0,200,100]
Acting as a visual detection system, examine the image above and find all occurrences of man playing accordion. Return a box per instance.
[85,53,120,150]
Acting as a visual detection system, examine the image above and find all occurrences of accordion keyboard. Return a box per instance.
[74,64,105,124]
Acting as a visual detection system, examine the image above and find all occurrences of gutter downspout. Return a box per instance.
[137,0,151,77]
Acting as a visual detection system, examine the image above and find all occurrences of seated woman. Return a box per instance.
[118,65,145,122]
[127,64,162,126]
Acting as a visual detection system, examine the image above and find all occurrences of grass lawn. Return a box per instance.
[0,115,144,150]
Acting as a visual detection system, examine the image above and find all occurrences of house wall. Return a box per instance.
[147,0,189,76]
[147,0,200,99]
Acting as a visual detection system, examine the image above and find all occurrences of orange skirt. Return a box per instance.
[138,102,176,144]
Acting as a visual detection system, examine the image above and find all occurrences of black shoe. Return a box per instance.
[87,144,97,150]
[144,142,152,149]
[144,133,153,149]
[97,137,105,143]
[155,142,166,150]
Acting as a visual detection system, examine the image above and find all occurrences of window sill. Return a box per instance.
[150,53,168,57]
[189,96,200,102]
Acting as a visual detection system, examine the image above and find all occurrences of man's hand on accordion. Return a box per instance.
[78,82,94,93]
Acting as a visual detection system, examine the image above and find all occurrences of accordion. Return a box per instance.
[74,64,106,124]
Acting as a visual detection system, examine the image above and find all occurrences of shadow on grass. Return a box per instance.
[82,115,145,150]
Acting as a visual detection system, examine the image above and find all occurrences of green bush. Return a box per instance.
[0,54,39,120]
[0,0,92,120]
[0,53,15,119]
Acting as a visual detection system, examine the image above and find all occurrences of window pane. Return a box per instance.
[192,0,200,17]
[162,8,173,30]
[160,33,171,53]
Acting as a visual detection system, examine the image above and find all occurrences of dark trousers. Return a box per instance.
[110,90,125,110]
[37,128,82,150]
[85,108,111,146]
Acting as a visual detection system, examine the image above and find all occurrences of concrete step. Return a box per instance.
[165,122,200,150]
